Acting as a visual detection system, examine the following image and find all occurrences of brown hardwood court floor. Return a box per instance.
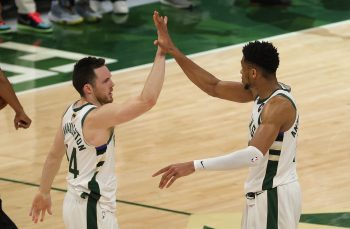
[0,20,350,229]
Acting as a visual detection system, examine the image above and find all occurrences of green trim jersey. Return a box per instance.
[245,84,299,193]
[62,102,117,212]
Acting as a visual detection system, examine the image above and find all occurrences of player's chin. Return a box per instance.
[107,96,113,103]
[106,94,113,102]
[100,97,113,105]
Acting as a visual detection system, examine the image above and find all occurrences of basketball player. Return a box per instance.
[152,12,301,228]
[0,69,31,129]
[0,68,31,228]
[29,13,166,228]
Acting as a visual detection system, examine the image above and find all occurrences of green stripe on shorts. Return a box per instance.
[267,187,278,229]
[87,196,98,229]
[87,172,101,229]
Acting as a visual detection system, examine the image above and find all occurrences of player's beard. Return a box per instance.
[243,74,252,90]
[95,92,113,105]
[98,96,113,105]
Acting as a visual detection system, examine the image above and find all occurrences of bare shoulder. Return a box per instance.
[82,105,113,145]
[83,103,109,122]
[261,95,296,131]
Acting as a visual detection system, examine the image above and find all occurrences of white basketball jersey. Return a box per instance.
[245,85,299,193]
[62,102,117,212]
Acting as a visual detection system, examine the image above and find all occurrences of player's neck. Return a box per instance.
[257,80,280,100]
[79,96,101,107]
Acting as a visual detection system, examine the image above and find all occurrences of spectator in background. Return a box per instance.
[0,2,11,33]
[90,0,129,14]
[250,0,291,6]
[160,0,194,9]
[0,0,52,33]
[49,0,102,25]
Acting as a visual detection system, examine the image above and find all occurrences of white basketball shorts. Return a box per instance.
[63,191,118,229]
[241,181,301,229]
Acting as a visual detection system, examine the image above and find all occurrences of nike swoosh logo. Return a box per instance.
[200,161,205,168]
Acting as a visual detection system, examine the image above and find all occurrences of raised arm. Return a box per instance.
[153,11,254,103]
[0,69,31,129]
[86,46,166,130]
[30,125,66,223]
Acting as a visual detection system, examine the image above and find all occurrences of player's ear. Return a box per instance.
[250,68,257,79]
[83,84,93,95]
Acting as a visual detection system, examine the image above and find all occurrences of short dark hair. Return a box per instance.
[242,41,279,75]
[72,57,105,97]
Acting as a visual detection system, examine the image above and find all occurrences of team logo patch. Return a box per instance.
[251,156,259,163]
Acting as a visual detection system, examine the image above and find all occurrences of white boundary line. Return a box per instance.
[17,19,350,95]
[187,19,350,58]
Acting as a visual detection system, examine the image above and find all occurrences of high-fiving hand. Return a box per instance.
[153,11,176,55]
